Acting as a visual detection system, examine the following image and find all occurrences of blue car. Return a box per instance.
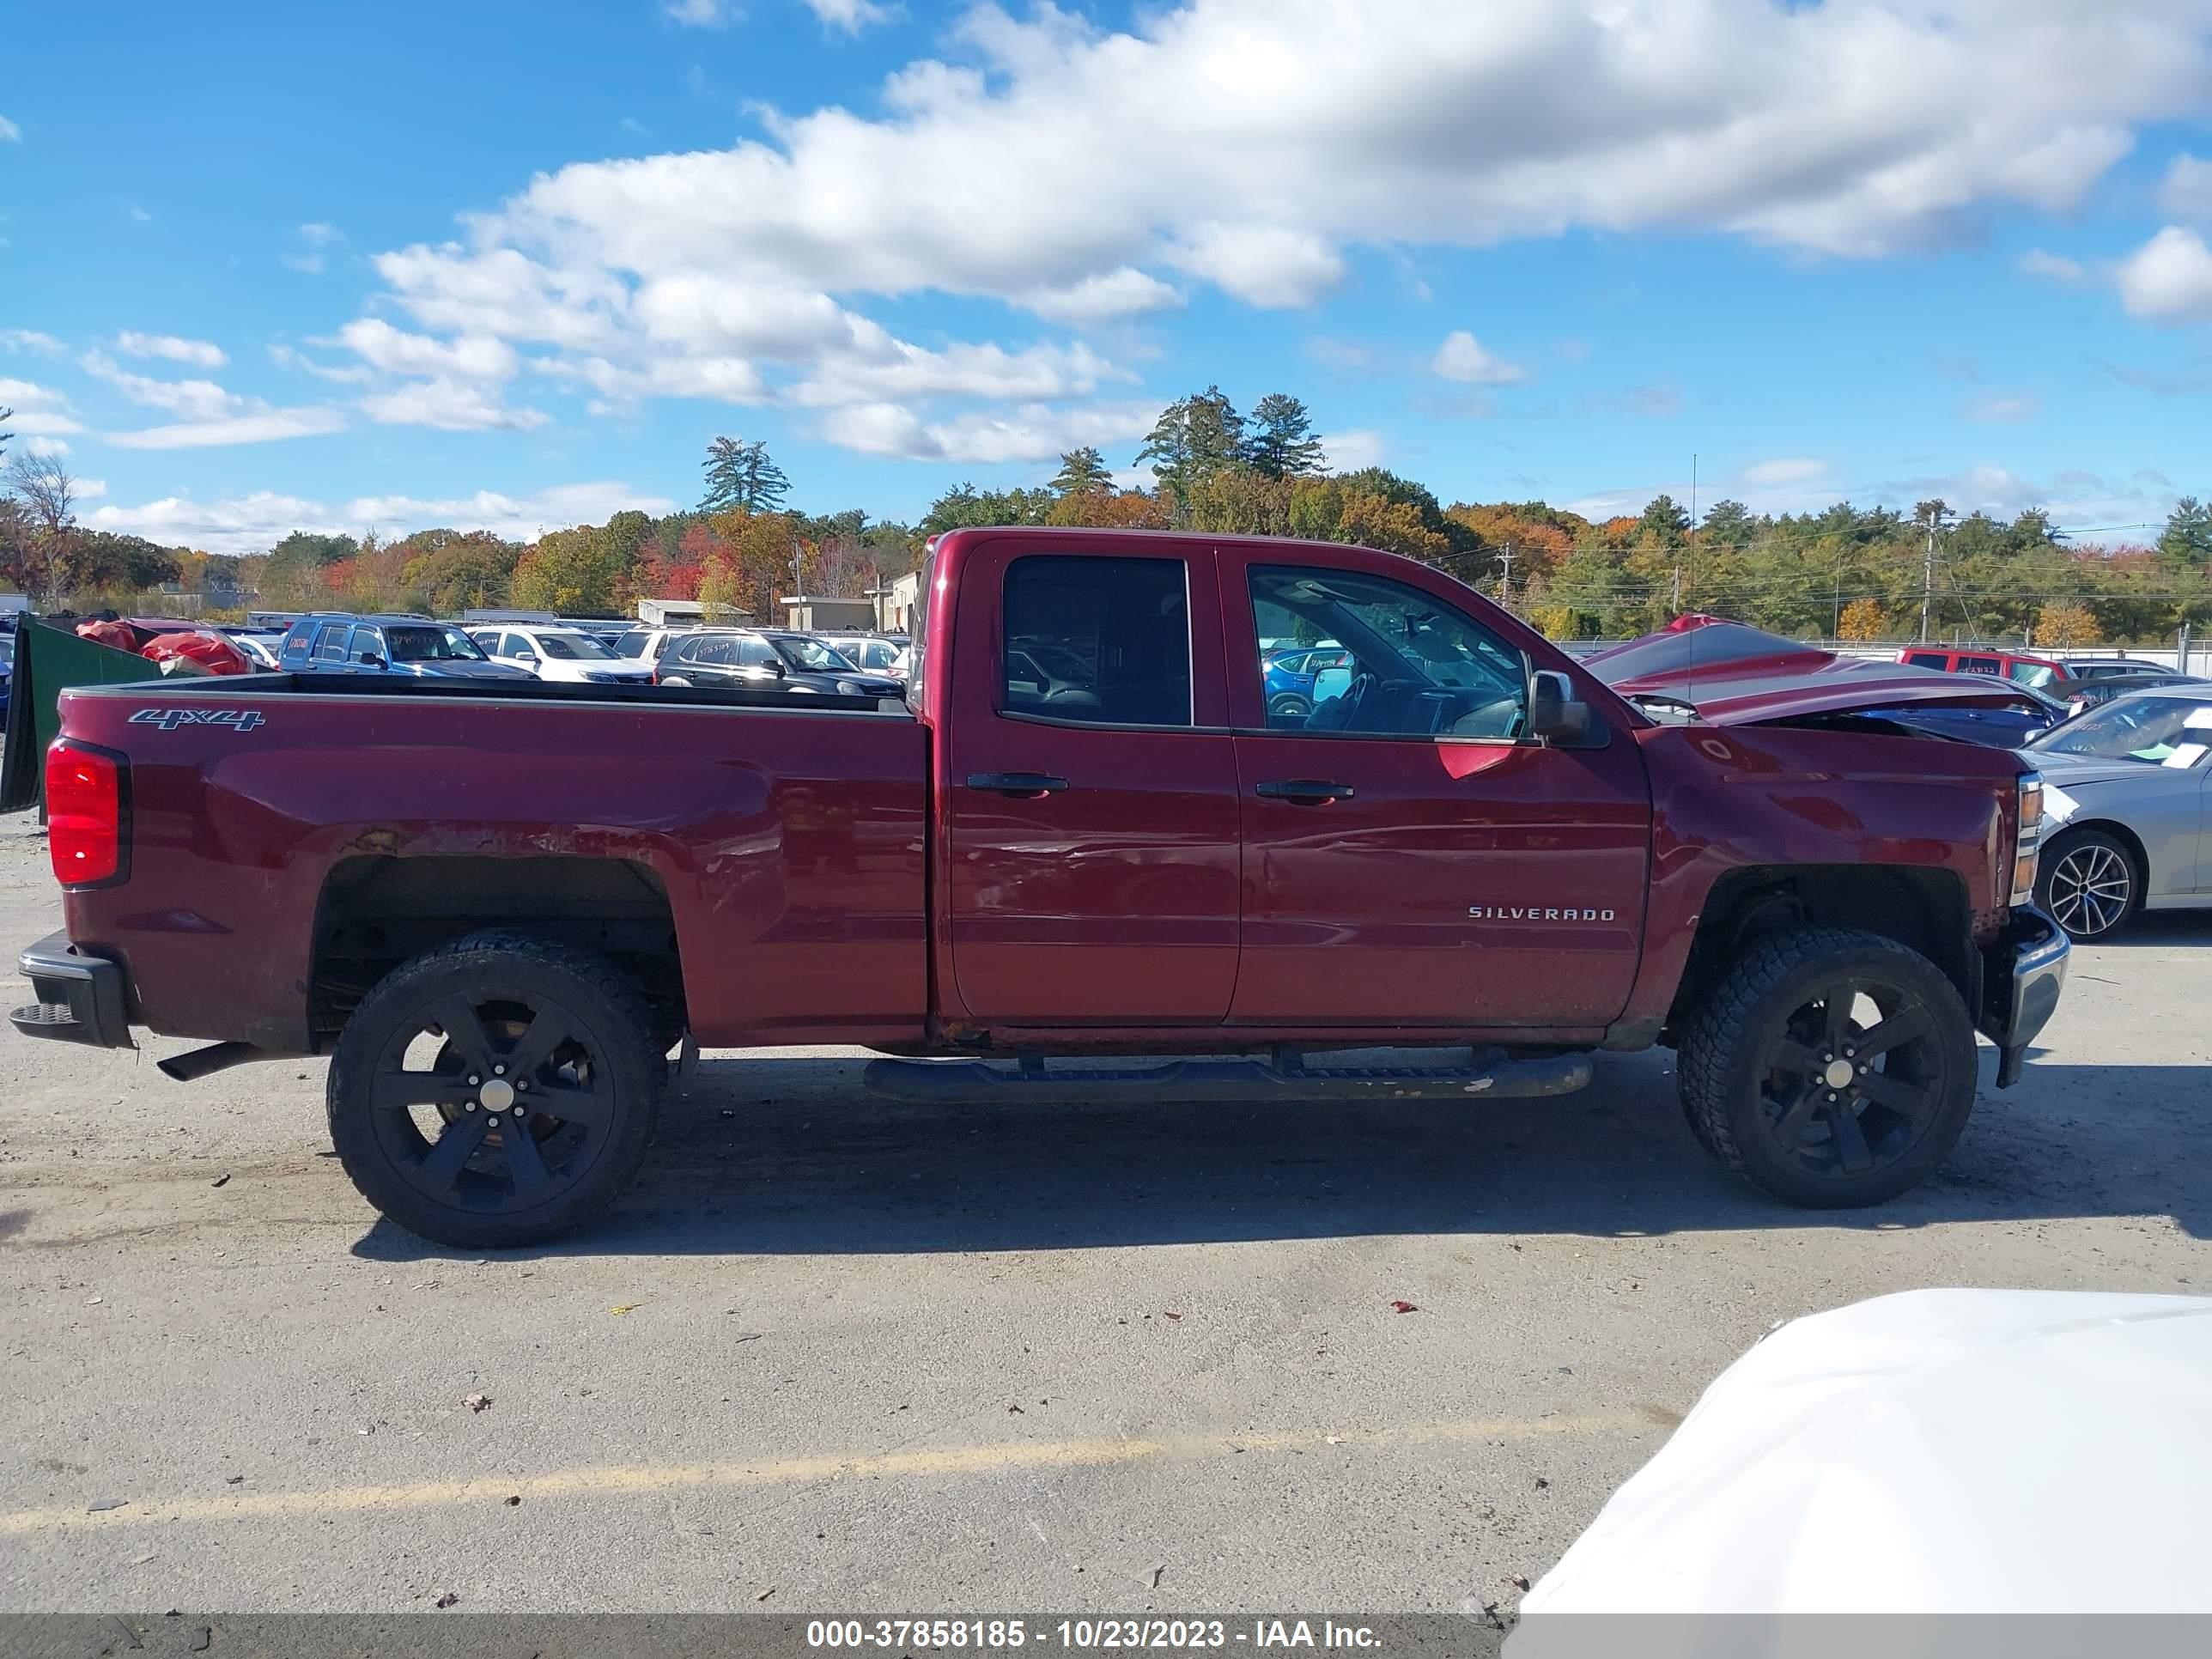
[276,614,534,679]
[1261,644,1349,720]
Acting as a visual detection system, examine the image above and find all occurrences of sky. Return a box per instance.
[3,0,2212,555]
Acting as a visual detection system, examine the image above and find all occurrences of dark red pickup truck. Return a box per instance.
[13,528,2068,1246]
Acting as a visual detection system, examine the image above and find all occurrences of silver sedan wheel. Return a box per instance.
[2047,842,2133,939]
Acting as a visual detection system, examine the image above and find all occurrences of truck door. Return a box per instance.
[1221,550,1652,1030]
[944,540,1240,1025]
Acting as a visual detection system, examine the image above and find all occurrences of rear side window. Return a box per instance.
[1956,655,2002,675]
[1899,650,1947,669]
[1000,555,1191,727]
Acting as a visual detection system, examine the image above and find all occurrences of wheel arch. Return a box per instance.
[311,854,684,1051]
[1666,864,1978,1039]
[2045,817,2151,886]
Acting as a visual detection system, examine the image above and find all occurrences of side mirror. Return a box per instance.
[1311,665,1353,704]
[766,659,786,678]
[515,652,538,666]
[1528,669,1592,744]
[359,653,386,669]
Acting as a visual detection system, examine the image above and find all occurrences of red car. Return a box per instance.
[11,529,2067,1247]
[1897,646,2073,690]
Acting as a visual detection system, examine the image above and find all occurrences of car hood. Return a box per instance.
[1589,617,2051,727]
[409,659,534,679]
[2023,751,2166,790]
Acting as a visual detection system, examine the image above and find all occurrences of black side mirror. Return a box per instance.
[766,659,786,678]
[360,653,386,669]
[1528,669,1592,744]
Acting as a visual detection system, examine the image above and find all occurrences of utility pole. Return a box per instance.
[1498,542,1516,607]
[1686,453,1697,612]
[1915,499,1950,643]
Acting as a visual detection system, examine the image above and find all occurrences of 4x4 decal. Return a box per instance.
[127,708,267,733]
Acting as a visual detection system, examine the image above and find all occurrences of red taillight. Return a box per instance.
[46,742,127,886]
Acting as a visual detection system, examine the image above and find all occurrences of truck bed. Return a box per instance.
[46,673,930,1053]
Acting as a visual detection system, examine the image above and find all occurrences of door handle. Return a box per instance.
[967,771,1071,799]
[1255,778,1356,805]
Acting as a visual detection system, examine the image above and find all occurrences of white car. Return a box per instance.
[607,626,696,669]
[1510,1288,2212,1630]
[468,624,653,685]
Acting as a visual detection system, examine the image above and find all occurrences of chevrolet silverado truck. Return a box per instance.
[10,528,2069,1247]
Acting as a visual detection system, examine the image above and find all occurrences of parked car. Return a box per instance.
[812,633,909,679]
[2021,684,2212,940]
[1512,1289,2212,1620]
[223,630,285,672]
[468,624,653,684]
[0,632,11,727]
[607,626,695,668]
[276,615,532,680]
[2061,669,2206,717]
[141,630,254,676]
[654,628,902,696]
[14,530,2067,1250]
[1898,645,2075,691]
[1589,617,2064,747]
[1261,644,1351,721]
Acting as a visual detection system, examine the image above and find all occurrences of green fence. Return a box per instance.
[0,617,167,812]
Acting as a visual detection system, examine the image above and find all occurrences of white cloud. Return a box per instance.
[2160,154,2212,226]
[85,482,676,555]
[663,0,737,26]
[284,252,326,275]
[337,318,518,380]
[1741,457,1829,485]
[1018,268,1182,325]
[817,399,1155,463]
[75,477,106,500]
[22,435,70,458]
[270,343,375,385]
[0,329,64,355]
[301,222,341,246]
[357,380,550,431]
[2019,248,2087,283]
[1318,429,1386,471]
[0,115,19,143]
[790,333,1125,408]
[0,376,85,434]
[1431,331,1528,386]
[537,352,769,405]
[1961,392,2040,422]
[114,331,228,368]
[82,349,246,419]
[2116,226,2212,324]
[106,408,349,450]
[805,0,894,33]
[1168,223,1343,308]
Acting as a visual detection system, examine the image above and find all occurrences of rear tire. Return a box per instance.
[2036,828,2140,942]
[1679,927,1978,1208]
[326,930,661,1249]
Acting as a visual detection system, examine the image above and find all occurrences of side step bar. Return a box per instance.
[863,1048,1593,1105]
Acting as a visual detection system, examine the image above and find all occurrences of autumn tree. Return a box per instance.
[700,436,790,514]
[1244,393,1325,479]
[1837,597,1887,641]
[1138,386,1246,515]
[511,524,623,615]
[2035,600,2099,647]
[1046,489,1170,531]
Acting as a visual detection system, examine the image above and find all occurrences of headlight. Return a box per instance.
[2012,771,2043,906]
[836,679,865,696]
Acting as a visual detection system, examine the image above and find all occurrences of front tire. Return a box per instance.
[2036,828,2140,942]
[1679,927,1978,1208]
[659,676,691,688]
[326,931,661,1249]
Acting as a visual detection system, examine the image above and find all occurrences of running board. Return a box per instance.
[862,1049,1593,1105]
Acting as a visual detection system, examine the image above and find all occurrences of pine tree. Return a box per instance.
[701,437,791,514]
[1050,446,1115,497]
[1136,386,1246,500]
[1244,393,1325,479]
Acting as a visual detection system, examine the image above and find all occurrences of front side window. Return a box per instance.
[310,623,349,662]
[345,627,383,663]
[1000,555,1191,727]
[1249,565,1528,739]
[736,636,774,668]
[385,625,484,662]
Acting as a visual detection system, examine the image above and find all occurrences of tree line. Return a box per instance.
[4,392,2209,644]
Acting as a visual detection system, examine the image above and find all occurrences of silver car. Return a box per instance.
[2026,686,2212,939]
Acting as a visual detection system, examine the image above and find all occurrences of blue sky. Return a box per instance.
[4,0,2212,553]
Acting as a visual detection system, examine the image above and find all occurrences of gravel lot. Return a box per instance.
[3,807,2208,1615]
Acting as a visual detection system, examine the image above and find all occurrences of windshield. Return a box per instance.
[2033,695,2212,766]
[386,625,487,662]
[536,633,617,660]
[773,636,857,672]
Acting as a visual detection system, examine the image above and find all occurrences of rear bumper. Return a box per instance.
[9,930,136,1050]
[1978,908,2068,1087]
